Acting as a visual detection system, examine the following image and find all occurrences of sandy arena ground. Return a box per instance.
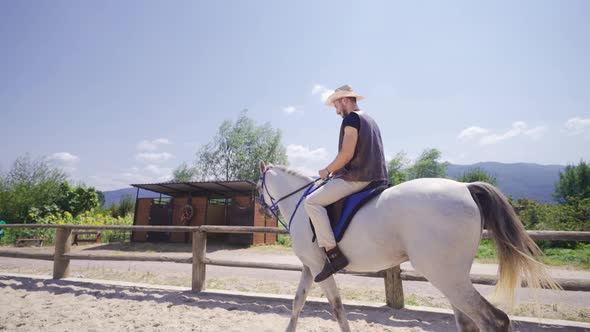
[2,243,590,331]
[1,274,589,332]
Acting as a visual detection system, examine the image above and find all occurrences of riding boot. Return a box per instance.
[314,246,349,282]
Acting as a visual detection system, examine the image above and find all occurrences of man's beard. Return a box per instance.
[339,108,347,119]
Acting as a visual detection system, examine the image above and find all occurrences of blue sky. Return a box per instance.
[1,1,589,190]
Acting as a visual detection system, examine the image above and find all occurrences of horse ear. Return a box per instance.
[259,160,266,174]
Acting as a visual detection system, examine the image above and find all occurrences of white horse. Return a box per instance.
[257,161,558,332]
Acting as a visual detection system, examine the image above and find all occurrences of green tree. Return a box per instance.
[194,110,288,181]
[513,198,551,230]
[117,194,135,218]
[407,148,448,180]
[387,152,409,185]
[96,191,105,206]
[0,155,67,223]
[56,181,100,217]
[173,162,197,182]
[0,155,100,225]
[553,160,590,205]
[456,168,498,185]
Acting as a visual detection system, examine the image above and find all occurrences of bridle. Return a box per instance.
[258,168,328,232]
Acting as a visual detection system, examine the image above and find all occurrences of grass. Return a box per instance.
[258,236,590,270]
[276,233,291,247]
[542,245,590,270]
[248,233,293,253]
[476,240,590,270]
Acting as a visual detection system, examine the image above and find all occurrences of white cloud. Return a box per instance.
[312,84,334,103]
[135,152,174,162]
[286,144,330,176]
[523,126,547,140]
[137,140,158,151]
[458,122,546,145]
[144,164,172,176]
[480,121,527,145]
[565,117,590,134]
[283,106,297,114]
[46,152,80,173]
[47,152,79,163]
[457,126,489,141]
[153,138,170,145]
[137,138,171,151]
[88,165,173,190]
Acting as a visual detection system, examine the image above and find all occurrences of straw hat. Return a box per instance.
[324,84,364,106]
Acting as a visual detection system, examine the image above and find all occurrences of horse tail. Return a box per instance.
[467,182,559,308]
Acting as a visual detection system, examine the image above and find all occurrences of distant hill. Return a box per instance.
[101,162,566,206]
[447,162,565,203]
[102,187,161,207]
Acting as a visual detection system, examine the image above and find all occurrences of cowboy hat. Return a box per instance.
[324,84,364,106]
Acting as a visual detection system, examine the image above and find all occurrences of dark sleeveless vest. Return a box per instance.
[336,111,388,182]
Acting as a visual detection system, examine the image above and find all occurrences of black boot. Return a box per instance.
[314,246,349,282]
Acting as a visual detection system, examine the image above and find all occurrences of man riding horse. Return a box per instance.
[305,84,388,282]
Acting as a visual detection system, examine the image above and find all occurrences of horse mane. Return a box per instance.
[269,165,313,182]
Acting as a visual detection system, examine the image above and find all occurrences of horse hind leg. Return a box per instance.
[433,277,511,332]
[452,305,480,332]
[411,255,510,331]
[286,265,314,332]
[317,275,351,332]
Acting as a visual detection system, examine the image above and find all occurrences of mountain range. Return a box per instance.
[102,162,566,206]
[446,162,564,203]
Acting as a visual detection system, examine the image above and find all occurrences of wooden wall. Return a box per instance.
[133,196,207,243]
[252,197,277,245]
[228,196,253,245]
[169,196,207,243]
[132,198,152,242]
[133,192,276,246]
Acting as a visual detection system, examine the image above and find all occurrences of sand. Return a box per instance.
[1,274,589,332]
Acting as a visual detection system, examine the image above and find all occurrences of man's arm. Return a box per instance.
[319,126,358,178]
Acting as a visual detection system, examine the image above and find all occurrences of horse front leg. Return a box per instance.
[286,265,314,332]
[317,276,351,332]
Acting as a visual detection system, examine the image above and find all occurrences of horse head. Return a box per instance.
[257,160,274,219]
[257,160,319,231]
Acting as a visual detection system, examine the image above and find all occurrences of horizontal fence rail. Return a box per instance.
[0,250,54,261]
[1,224,590,309]
[64,253,192,264]
[3,224,589,241]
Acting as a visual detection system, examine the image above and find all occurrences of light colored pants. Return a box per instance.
[304,178,370,248]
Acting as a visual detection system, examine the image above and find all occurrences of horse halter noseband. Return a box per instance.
[258,168,327,231]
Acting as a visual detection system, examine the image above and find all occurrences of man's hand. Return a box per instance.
[319,168,330,179]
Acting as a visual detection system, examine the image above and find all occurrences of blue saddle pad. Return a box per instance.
[328,181,388,242]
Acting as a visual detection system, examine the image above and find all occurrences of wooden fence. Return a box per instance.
[1,224,590,310]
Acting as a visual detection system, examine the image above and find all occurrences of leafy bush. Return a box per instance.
[276,233,291,247]
[0,155,99,229]
[476,239,496,259]
[0,210,133,246]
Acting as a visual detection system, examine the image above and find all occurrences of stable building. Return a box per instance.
[130,180,277,246]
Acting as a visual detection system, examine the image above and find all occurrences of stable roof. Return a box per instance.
[131,180,257,198]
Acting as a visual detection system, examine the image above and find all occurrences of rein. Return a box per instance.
[259,169,328,232]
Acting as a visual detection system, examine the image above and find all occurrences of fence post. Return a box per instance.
[384,265,404,309]
[192,230,207,292]
[53,228,72,279]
